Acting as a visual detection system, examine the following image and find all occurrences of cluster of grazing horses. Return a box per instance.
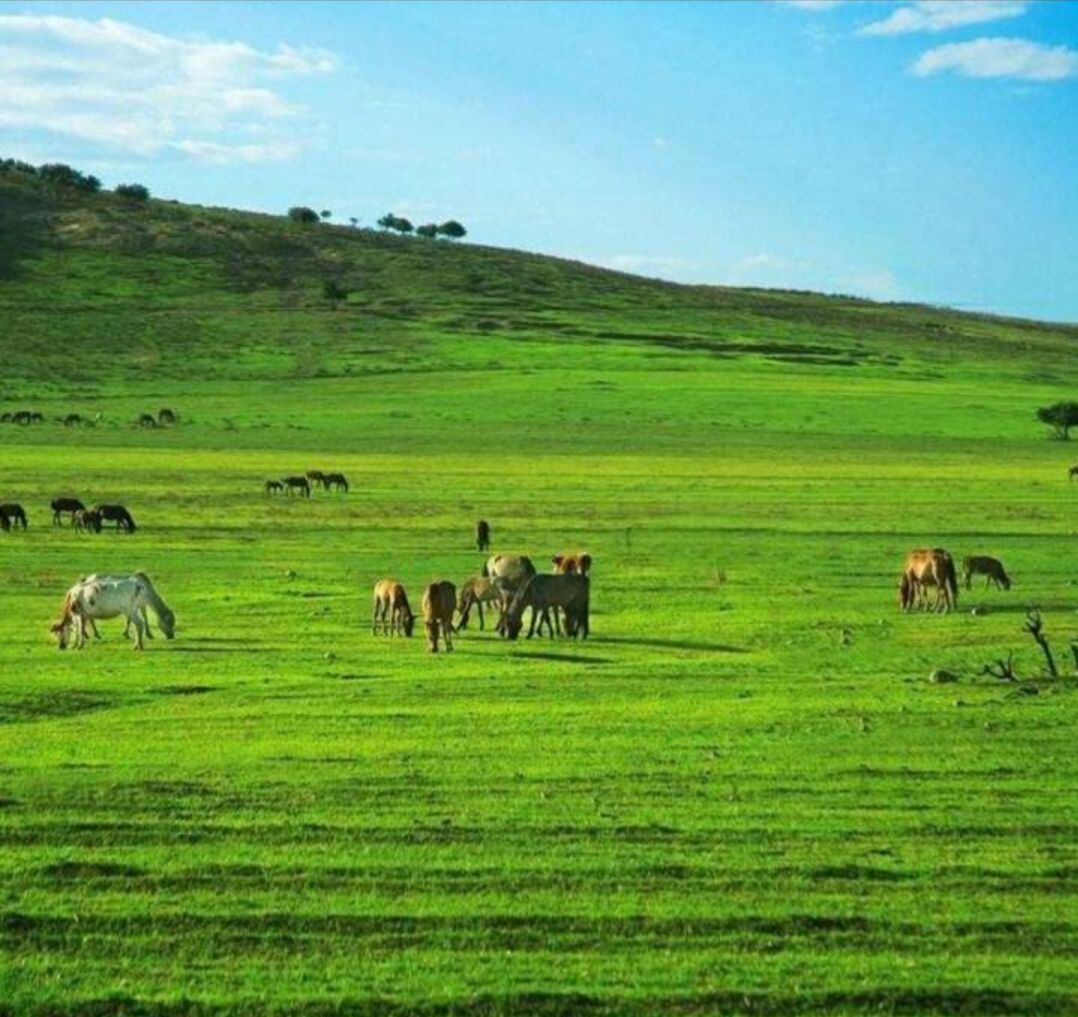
[137,408,178,428]
[49,498,137,533]
[51,572,174,650]
[265,470,349,497]
[373,535,593,653]
[1,410,45,425]
[898,548,1011,612]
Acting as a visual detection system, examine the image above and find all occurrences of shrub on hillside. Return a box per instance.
[287,206,320,224]
[1036,401,1078,440]
[322,280,349,305]
[437,220,467,240]
[38,163,101,192]
[415,223,439,239]
[115,183,150,201]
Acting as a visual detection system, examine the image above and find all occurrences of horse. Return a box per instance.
[457,576,503,631]
[62,413,83,427]
[265,480,284,495]
[898,548,959,613]
[0,503,27,530]
[371,579,415,636]
[158,408,177,426]
[962,555,1012,591]
[323,472,349,493]
[1070,465,1078,481]
[422,581,457,653]
[74,508,103,533]
[137,413,157,428]
[51,572,175,651]
[94,504,137,533]
[504,574,590,641]
[552,552,593,576]
[51,497,85,526]
[476,519,491,552]
[29,411,44,423]
[74,574,156,642]
[0,511,8,532]
[305,470,327,489]
[283,476,311,498]
[481,554,538,635]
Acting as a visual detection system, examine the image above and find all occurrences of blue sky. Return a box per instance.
[1,0,1076,321]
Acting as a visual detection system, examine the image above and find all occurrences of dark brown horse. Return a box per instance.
[62,413,83,427]
[137,413,157,428]
[306,470,327,489]
[283,476,311,498]
[1070,464,1078,481]
[265,480,284,494]
[74,508,103,533]
[0,503,27,530]
[51,497,85,526]
[323,472,349,492]
[158,408,177,426]
[504,574,590,640]
[94,504,137,533]
[476,519,491,552]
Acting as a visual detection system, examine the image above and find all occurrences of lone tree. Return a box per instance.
[415,222,439,239]
[437,220,467,240]
[288,206,320,224]
[320,209,332,221]
[322,280,349,307]
[348,217,358,228]
[1036,401,1078,440]
[115,183,150,201]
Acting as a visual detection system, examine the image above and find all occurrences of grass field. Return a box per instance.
[1,170,1077,1015]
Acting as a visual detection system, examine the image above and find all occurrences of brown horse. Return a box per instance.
[283,476,311,498]
[962,555,1012,591]
[422,580,457,652]
[323,472,349,493]
[476,519,491,552]
[74,508,103,533]
[504,574,589,640]
[306,470,327,489]
[94,504,137,533]
[0,503,27,530]
[371,579,415,636]
[457,576,502,631]
[51,497,85,526]
[899,548,959,612]
[552,551,593,575]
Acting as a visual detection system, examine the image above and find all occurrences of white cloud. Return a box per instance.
[913,36,1078,80]
[861,1,1028,37]
[0,14,336,162]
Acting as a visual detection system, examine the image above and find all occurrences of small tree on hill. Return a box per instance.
[416,222,439,239]
[288,206,319,224]
[320,209,332,221]
[437,220,466,240]
[322,280,349,307]
[1037,401,1078,440]
[38,163,101,192]
[377,213,413,235]
[115,183,150,201]
[348,217,358,228]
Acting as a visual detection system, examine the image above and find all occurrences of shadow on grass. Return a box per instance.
[594,635,749,654]
[509,650,613,665]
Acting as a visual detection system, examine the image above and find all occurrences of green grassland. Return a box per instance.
[1,172,1077,1015]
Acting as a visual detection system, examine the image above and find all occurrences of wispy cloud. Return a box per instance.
[861,1,1028,37]
[913,37,1078,81]
[0,14,336,163]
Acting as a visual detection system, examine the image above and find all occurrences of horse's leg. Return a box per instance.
[371,600,380,635]
[127,611,145,649]
[142,605,153,639]
[443,617,453,651]
[476,600,484,632]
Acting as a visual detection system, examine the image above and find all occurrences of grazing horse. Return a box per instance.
[94,504,137,533]
[0,503,27,530]
[283,476,311,498]
[51,497,85,526]
[29,412,44,423]
[75,574,156,642]
[51,572,175,651]
[482,554,538,635]
[962,555,1012,591]
[74,508,103,533]
[265,480,284,495]
[323,472,349,493]
[553,551,593,575]
[457,576,503,631]
[898,548,959,613]
[371,579,416,636]
[306,470,327,490]
[504,574,590,641]
[137,413,157,428]
[158,408,177,426]
[476,519,491,552]
[1070,465,1078,481]
[63,413,83,427]
[422,581,457,653]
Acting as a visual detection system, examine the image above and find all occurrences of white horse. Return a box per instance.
[51,572,175,650]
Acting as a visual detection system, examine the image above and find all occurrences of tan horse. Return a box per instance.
[371,579,415,636]
[962,555,1012,591]
[457,576,502,631]
[422,580,457,652]
[898,548,959,612]
[552,551,593,575]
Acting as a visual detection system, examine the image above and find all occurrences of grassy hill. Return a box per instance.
[1,168,1078,1016]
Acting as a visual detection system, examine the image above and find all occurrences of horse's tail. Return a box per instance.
[135,573,174,634]
[942,554,959,609]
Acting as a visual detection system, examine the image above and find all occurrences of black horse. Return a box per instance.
[51,497,86,526]
[265,480,284,494]
[0,503,27,530]
[323,472,349,493]
[283,476,311,498]
[94,504,137,533]
[476,519,491,552]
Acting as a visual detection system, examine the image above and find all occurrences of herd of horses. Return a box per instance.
[372,529,594,653]
[1,408,177,428]
[265,470,349,497]
[898,548,1012,613]
[0,498,137,533]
